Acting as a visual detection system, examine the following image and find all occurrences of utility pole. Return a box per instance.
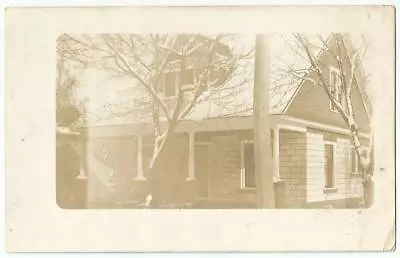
[253,34,275,208]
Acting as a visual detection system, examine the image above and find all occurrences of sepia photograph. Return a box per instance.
[56,33,374,210]
[5,5,395,252]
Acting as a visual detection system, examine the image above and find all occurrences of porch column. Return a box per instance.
[186,132,195,181]
[76,163,87,179]
[273,127,280,181]
[135,135,145,180]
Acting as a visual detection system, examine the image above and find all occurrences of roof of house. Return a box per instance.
[76,33,367,127]
[186,34,330,121]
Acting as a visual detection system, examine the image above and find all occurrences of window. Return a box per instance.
[240,134,274,189]
[160,68,195,98]
[164,71,179,97]
[180,69,194,86]
[242,142,256,188]
[324,143,335,189]
[329,67,344,112]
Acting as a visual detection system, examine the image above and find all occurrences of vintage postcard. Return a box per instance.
[5,6,395,252]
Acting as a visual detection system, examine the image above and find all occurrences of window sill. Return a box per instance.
[239,187,256,193]
[185,177,196,182]
[323,187,338,194]
[133,177,147,181]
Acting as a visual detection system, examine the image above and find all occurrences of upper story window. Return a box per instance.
[329,67,345,112]
[158,68,195,98]
[164,71,179,97]
[181,68,194,86]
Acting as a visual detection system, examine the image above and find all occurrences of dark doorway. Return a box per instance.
[195,144,209,197]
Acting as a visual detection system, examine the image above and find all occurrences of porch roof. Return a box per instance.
[80,114,370,139]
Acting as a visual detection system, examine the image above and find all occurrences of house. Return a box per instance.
[63,34,372,209]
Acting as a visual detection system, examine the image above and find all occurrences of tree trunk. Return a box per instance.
[349,124,374,207]
[253,34,275,209]
[148,119,181,207]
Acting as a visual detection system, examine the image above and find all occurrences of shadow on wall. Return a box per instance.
[56,136,87,209]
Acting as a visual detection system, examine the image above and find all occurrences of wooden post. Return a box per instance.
[76,139,87,179]
[135,135,146,180]
[76,143,87,179]
[253,34,275,208]
[186,132,196,181]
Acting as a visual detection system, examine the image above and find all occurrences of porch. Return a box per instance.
[77,114,366,208]
[79,115,311,208]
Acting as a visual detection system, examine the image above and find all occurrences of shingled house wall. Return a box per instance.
[207,131,256,206]
[305,129,363,208]
[279,130,308,208]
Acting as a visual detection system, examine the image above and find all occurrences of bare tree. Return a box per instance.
[56,37,84,129]
[283,33,373,204]
[57,33,254,206]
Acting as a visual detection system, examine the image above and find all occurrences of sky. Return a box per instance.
[70,33,379,123]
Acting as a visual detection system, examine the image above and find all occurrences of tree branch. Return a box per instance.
[294,33,349,122]
[101,34,172,122]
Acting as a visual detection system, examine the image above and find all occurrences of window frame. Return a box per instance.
[160,67,196,99]
[180,67,196,88]
[240,133,275,190]
[329,66,344,113]
[323,141,337,192]
[162,70,180,99]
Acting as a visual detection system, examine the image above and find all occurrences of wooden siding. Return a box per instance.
[305,130,363,205]
[279,130,308,208]
[285,38,371,134]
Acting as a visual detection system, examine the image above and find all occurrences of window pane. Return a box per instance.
[165,72,177,97]
[244,143,256,188]
[330,70,343,111]
[181,69,194,86]
[330,72,337,95]
[324,144,334,188]
[332,72,336,91]
[335,73,340,99]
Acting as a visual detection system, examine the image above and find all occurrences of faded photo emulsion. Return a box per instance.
[56,33,374,210]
